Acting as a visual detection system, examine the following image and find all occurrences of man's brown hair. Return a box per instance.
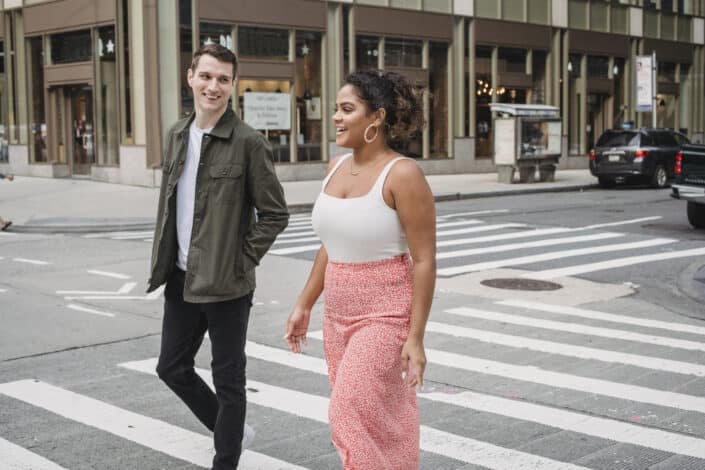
[190,43,238,79]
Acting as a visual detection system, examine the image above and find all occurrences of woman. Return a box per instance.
[285,70,436,469]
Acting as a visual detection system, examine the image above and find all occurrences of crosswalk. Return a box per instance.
[270,212,705,279]
[3,298,705,468]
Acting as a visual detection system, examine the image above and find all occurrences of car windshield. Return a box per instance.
[596,131,639,147]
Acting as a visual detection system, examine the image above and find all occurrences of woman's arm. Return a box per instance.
[388,159,436,387]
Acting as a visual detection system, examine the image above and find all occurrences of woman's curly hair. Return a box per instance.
[344,70,425,147]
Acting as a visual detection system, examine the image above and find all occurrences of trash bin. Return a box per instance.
[490,104,562,184]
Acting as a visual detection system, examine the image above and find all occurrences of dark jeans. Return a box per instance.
[156,268,252,470]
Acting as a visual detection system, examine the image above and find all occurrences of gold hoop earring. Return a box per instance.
[364,123,379,144]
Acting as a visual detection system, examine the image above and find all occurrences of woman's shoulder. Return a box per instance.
[325,153,351,176]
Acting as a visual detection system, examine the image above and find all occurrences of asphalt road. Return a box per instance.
[2,187,705,469]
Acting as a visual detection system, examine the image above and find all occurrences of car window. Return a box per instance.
[673,133,690,146]
[596,131,639,147]
[656,132,678,147]
[639,132,653,146]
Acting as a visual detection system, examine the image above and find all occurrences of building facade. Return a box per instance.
[0,0,702,185]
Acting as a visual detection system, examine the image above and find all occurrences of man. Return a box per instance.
[147,44,289,469]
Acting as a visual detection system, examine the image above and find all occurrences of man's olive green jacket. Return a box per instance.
[147,109,289,303]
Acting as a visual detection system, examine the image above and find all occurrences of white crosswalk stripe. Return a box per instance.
[0,436,69,470]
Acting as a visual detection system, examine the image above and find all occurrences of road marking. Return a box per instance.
[84,231,153,239]
[277,229,316,239]
[0,436,69,470]
[498,300,705,337]
[434,219,483,229]
[146,285,165,300]
[66,304,116,318]
[13,258,51,265]
[436,223,526,238]
[120,359,590,470]
[87,270,132,280]
[0,289,7,293]
[420,322,705,376]
[438,238,677,276]
[0,380,309,470]
[270,244,322,256]
[440,209,510,218]
[286,220,314,228]
[273,236,320,246]
[246,340,705,416]
[446,307,705,352]
[581,216,662,229]
[436,232,624,260]
[525,247,705,280]
[57,281,137,296]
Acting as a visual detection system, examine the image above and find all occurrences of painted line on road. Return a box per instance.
[270,244,322,256]
[0,380,307,470]
[277,229,316,239]
[66,304,115,318]
[0,437,69,470]
[440,209,510,218]
[246,340,705,416]
[498,300,705,338]
[57,281,137,296]
[581,216,662,229]
[445,307,705,352]
[0,289,7,293]
[87,270,132,280]
[437,238,676,276]
[436,232,624,260]
[83,231,153,239]
[273,236,320,246]
[436,223,526,238]
[434,219,483,229]
[245,340,705,461]
[13,258,51,265]
[420,321,705,376]
[524,247,705,280]
[120,358,590,470]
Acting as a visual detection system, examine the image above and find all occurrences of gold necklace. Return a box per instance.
[350,157,361,176]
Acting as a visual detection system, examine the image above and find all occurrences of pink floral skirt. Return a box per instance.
[323,254,419,470]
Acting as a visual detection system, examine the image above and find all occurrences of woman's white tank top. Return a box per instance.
[311,154,410,263]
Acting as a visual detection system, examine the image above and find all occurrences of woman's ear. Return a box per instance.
[375,108,387,127]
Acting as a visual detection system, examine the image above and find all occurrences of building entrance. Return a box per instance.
[50,85,94,176]
[587,93,610,151]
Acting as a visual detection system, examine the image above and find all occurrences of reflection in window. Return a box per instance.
[295,31,322,162]
[587,56,609,78]
[384,38,422,68]
[680,64,691,135]
[0,41,7,162]
[238,27,288,60]
[238,80,291,163]
[27,37,46,163]
[179,0,193,116]
[96,26,119,166]
[531,50,547,104]
[429,42,448,158]
[498,47,525,74]
[50,30,92,64]
[355,36,379,70]
[121,0,132,141]
[475,45,492,158]
[200,23,232,49]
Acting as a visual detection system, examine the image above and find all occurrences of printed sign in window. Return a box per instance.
[243,92,291,130]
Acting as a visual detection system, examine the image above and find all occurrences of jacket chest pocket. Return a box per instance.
[209,164,243,205]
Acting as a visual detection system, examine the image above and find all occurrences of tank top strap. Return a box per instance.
[321,153,352,190]
[372,156,413,199]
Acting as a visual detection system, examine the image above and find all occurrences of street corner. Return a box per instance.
[436,268,635,307]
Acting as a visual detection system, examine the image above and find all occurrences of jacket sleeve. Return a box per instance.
[242,135,289,271]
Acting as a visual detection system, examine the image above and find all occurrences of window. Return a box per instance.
[356,36,379,70]
[179,0,193,115]
[96,26,119,166]
[587,56,609,78]
[50,30,91,64]
[498,48,526,74]
[429,42,448,158]
[295,30,322,162]
[120,0,132,141]
[200,23,232,49]
[0,41,7,162]
[238,27,288,60]
[27,36,46,163]
[384,38,422,68]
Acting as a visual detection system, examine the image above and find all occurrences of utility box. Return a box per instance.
[490,104,562,183]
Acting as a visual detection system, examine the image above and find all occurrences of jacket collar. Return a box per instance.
[175,107,239,139]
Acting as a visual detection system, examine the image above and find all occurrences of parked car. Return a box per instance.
[589,128,690,188]
[670,143,705,229]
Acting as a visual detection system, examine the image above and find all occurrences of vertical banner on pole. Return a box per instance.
[635,55,654,113]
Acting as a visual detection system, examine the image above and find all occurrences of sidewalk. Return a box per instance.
[0,169,596,233]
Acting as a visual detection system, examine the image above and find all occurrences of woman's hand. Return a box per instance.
[284,304,311,353]
[400,338,427,388]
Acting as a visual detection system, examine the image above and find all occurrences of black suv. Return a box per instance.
[589,128,690,188]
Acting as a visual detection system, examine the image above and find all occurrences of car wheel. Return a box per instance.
[650,164,668,188]
[687,201,705,229]
[598,176,614,188]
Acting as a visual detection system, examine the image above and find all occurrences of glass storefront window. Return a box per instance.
[180,0,193,116]
[356,36,379,70]
[295,30,322,162]
[659,62,677,82]
[531,50,547,104]
[238,26,288,60]
[384,38,422,68]
[475,45,492,158]
[120,0,132,141]
[498,47,525,74]
[429,42,448,158]
[50,30,91,64]
[96,26,119,166]
[679,64,691,135]
[587,56,609,78]
[27,37,46,163]
[200,23,232,49]
[0,41,7,162]
[237,80,291,162]
[613,58,626,129]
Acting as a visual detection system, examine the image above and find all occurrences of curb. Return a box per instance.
[7,183,598,234]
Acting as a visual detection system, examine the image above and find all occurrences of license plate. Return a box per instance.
[608,154,620,162]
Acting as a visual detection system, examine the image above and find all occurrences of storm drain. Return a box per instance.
[480,278,563,291]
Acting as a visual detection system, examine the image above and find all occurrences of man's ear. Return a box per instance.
[186,68,194,87]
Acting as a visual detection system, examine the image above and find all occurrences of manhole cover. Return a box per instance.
[480,278,563,291]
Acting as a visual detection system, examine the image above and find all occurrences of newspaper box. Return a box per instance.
[490,103,562,183]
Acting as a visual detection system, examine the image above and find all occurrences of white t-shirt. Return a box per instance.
[176,122,213,271]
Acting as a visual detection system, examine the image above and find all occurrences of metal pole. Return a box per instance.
[652,51,657,128]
